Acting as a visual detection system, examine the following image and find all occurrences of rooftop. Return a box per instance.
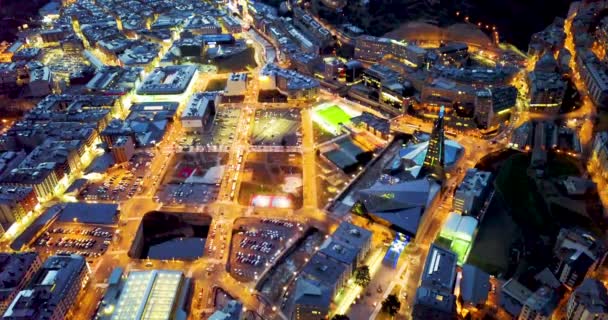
[3,254,87,320]
[137,65,197,95]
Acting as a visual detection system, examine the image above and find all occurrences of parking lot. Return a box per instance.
[250,109,301,146]
[80,169,142,202]
[228,218,303,282]
[156,183,219,205]
[80,152,153,201]
[33,223,115,261]
[197,108,241,147]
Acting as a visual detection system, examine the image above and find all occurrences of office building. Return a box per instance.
[136,65,197,96]
[413,244,457,320]
[2,254,89,320]
[0,253,41,314]
[28,67,53,98]
[224,73,248,97]
[0,187,38,234]
[96,269,191,320]
[300,253,347,299]
[452,168,492,217]
[578,48,608,108]
[528,54,566,113]
[181,93,218,132]
[552,228,606,289]
[293,278,331,320]
[111,136,135,164]
[474,86,518,129]
[260,64,319,101]
[566,278,608,320]
[459,264,490,307]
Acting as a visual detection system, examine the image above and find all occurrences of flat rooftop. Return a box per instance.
[136,65,197,95]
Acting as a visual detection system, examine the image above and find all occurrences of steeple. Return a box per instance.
[421,106,446,181]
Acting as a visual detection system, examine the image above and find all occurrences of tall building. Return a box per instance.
[421,106,446,181]
[566,278,608,320]
[2,254,89,320]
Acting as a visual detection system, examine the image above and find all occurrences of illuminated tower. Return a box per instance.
[421,106,446,181]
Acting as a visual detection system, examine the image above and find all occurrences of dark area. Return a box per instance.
[300,0,574,50]
[129,211,212,260]
[0,0,45,41]
[471,149,605,277]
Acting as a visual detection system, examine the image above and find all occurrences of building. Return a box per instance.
[519,286,558,320]
[331,222,372,265]
[300,253,347,299]
[421,244,457,291]
[357,178,442,237]
[413,286,457,320]
[459,264,490,307]
[452,168,492,217]
[0,253,41,314]
[500,279,534,317]
[552,228,606,289]
[354,35,426,67]
[184,15,221,35]
[413,244,457,319]
[28,67,53,98]
[438,42,469,65]
[420,106,446,181]
[0,187,38,234]
[95,269,191,320]
[111,136,135,164]
[221,15,242,34]
[260,64,319,101]
[136,65,197,96]
[438,212,478,264]
[209,300,242,320]
[2,254,89,320]
[592,131,608,177]
[292,278,331,320]
[527,54,566,113]
[86,66,142,96]
[566,278,608,320]
[224,73,248,97]
[577,48,608,108]
[474,86,518,129]
[181,93,218,133]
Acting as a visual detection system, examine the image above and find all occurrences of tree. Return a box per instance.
[331,315,350,320]
[381,294,401,316]
[354,265,371,287]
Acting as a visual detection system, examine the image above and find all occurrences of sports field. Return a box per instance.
[312,103,360,135]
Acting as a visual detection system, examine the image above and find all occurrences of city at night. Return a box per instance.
[0,0,607,319]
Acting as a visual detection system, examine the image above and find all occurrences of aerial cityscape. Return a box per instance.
[0,0,607,319]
